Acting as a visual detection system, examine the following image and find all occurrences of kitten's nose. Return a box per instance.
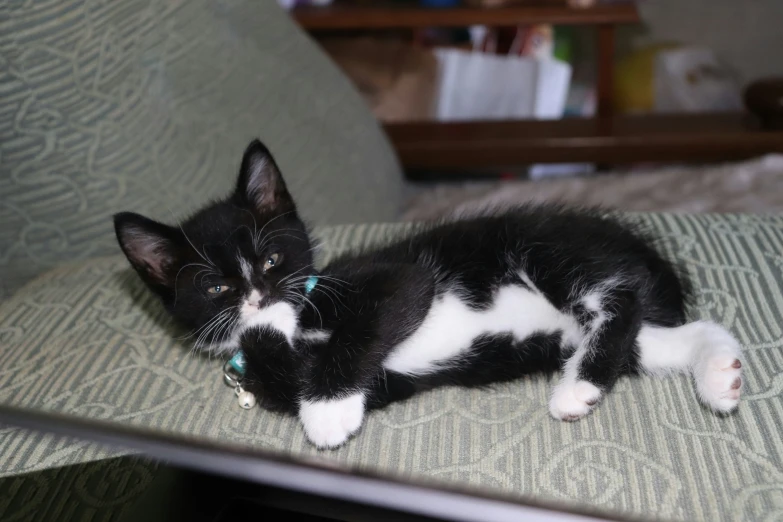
[247,289,266,308]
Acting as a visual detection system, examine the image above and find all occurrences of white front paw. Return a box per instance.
[299,393,365,449]
[549,380,603,421]
[242,301,299,344]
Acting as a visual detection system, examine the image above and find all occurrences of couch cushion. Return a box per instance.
[0,0,402,298]
[1,214,782,522]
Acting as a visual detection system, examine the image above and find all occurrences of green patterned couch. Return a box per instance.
[1,0,401,519]
[3,2,783,522]
[3,217,783,521]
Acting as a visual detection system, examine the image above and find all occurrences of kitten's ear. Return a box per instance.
[113,212,181,290]
[236,139,295,214]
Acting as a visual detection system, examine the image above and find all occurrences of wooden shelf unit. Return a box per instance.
[386,114,783,174]
[291,1,783,171]
[293,1,640,29]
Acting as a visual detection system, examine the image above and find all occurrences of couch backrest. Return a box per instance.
[0,0,403,298]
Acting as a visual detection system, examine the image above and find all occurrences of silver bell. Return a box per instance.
[237,390,257,409]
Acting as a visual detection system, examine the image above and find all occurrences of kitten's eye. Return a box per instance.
[206,285,230,295]
[263,253,282,272]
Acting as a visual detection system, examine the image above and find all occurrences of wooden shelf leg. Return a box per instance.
[595,23,616,170]
[596,24,615,121]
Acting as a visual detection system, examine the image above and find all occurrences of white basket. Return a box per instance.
[434,48,572,121]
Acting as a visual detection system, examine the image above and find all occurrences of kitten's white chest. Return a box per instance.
[383,285,580,375]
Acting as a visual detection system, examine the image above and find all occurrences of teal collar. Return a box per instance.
[227,351,247,375]
[225,275,318,378]
[304,275,319,295]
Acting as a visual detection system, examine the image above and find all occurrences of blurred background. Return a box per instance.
[288,0,783,219]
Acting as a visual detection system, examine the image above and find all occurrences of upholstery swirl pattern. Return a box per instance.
[0,215,782,521]
[0,0,403,298]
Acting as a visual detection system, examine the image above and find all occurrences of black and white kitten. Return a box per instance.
[115,140,743,449]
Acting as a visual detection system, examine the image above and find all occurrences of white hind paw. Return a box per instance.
[696,354,743,413]
[549,380,603,421]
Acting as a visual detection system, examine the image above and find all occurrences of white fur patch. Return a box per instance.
[552,288,611,389]
[239,256,253,282]
[548,284,616,421]
[517,269,540,293]
[240,295,299,344]
[637,322,705,374]
[383,283,581,375]
[581,291,608,333]
[581,292,601,312]
[299,393,365,448]
[296,329,332,342]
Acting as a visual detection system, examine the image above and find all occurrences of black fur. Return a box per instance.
[115,140,689,422]
[240,206,688,412]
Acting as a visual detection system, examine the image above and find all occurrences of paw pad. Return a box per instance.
[696,354,743,413]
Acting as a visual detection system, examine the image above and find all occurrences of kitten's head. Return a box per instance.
[114,140,313,353]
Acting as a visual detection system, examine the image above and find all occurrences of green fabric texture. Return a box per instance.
[0,214,782,521]
[0,0,403,298]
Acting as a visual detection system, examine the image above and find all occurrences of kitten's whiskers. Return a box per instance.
[277,263,315,285]
[254,210,295,249]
